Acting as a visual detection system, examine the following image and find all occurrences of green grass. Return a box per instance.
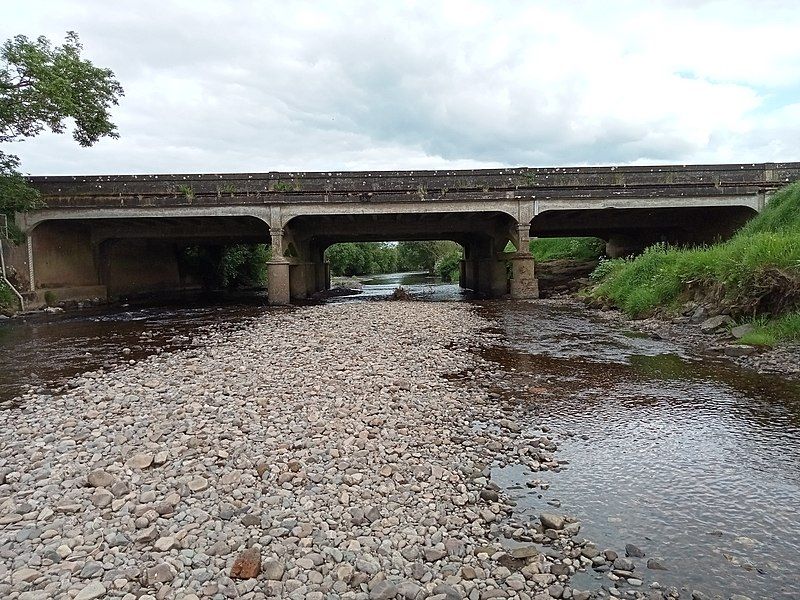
[529,237,605,261]
[739,312,800,346]
[590,182,800,344]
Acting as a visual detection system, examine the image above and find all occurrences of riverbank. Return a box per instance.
[1,301,600,600]
[588,182,800,347]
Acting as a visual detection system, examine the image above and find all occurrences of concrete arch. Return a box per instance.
[21,215,271,302]
[264,209,536,303]
[17,206,273,235]
[529,205,758,256]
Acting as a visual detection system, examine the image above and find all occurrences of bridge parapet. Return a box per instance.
[26,162,800,208]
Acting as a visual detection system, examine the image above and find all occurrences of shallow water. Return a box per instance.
[486,301,800,599]
[0,295,272,404]
[331,271,464,302]
[2,287,799,598]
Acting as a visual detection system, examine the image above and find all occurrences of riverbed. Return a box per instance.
[1,280,799,599]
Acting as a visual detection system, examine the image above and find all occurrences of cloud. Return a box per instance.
[1,0,799,174]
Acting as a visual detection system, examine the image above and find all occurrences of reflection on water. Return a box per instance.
[485,301,800,599]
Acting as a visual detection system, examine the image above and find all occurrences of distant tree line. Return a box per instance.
[173,240,468,291]
[326,241,462,281]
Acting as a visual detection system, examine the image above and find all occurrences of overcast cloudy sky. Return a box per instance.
[3,0,800,174]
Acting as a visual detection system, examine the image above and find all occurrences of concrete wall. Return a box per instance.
[101,239,182,297]
[32,221,99,288]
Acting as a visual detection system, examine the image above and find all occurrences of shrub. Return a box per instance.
[435,250,462,282]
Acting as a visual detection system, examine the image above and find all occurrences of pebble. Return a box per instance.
[74,582,107,600]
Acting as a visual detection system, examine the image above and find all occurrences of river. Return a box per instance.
[1,276,799,598]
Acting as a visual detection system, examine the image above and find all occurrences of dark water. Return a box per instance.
[486,301,800,599]
[2,287,800,598]
[0,295,272,404]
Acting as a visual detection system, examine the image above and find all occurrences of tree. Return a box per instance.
[325,242,399,277]
[397,241,461,273]
[0,31,124,242]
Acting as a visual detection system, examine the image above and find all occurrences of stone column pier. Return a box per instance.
[509,222,539,299]
[267,228,291,305]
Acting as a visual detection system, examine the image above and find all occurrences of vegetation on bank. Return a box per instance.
[0,279,15,314]
[529,237,605,261]
[179,244,270,289]
[590,182,800,344]
[325,243,398,276]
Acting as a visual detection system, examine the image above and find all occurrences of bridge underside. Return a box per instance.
[269,211,536,303]
[6,209,540,305]
[533,205,758,257]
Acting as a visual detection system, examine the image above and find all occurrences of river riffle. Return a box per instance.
[1,283,799,599]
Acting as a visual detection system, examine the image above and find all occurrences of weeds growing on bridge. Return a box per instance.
[177,184,195,200]
[271,181,301,192]
[590,182,800,344]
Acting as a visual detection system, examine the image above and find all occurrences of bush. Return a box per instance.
[435,250,462,282]
[0,279,16,313]
[179,243,270,289]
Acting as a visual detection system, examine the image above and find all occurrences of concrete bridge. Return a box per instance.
[4,162,800,306]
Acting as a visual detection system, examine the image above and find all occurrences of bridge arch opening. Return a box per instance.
[530,205,758,257]
[270,210,538,302]
[23,215,271,302]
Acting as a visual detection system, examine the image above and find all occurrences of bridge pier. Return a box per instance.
[267,228,292,305]
[268,230,330,304]
[267,260,291,305]
[508,223,538,299]
[509,253,538,299]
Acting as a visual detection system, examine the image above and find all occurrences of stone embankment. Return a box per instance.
[1,302,680,599]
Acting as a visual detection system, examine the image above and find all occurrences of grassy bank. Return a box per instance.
[590,182,800,344]
[529,237,605,261]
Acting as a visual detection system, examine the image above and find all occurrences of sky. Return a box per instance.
[2,0,800,175]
